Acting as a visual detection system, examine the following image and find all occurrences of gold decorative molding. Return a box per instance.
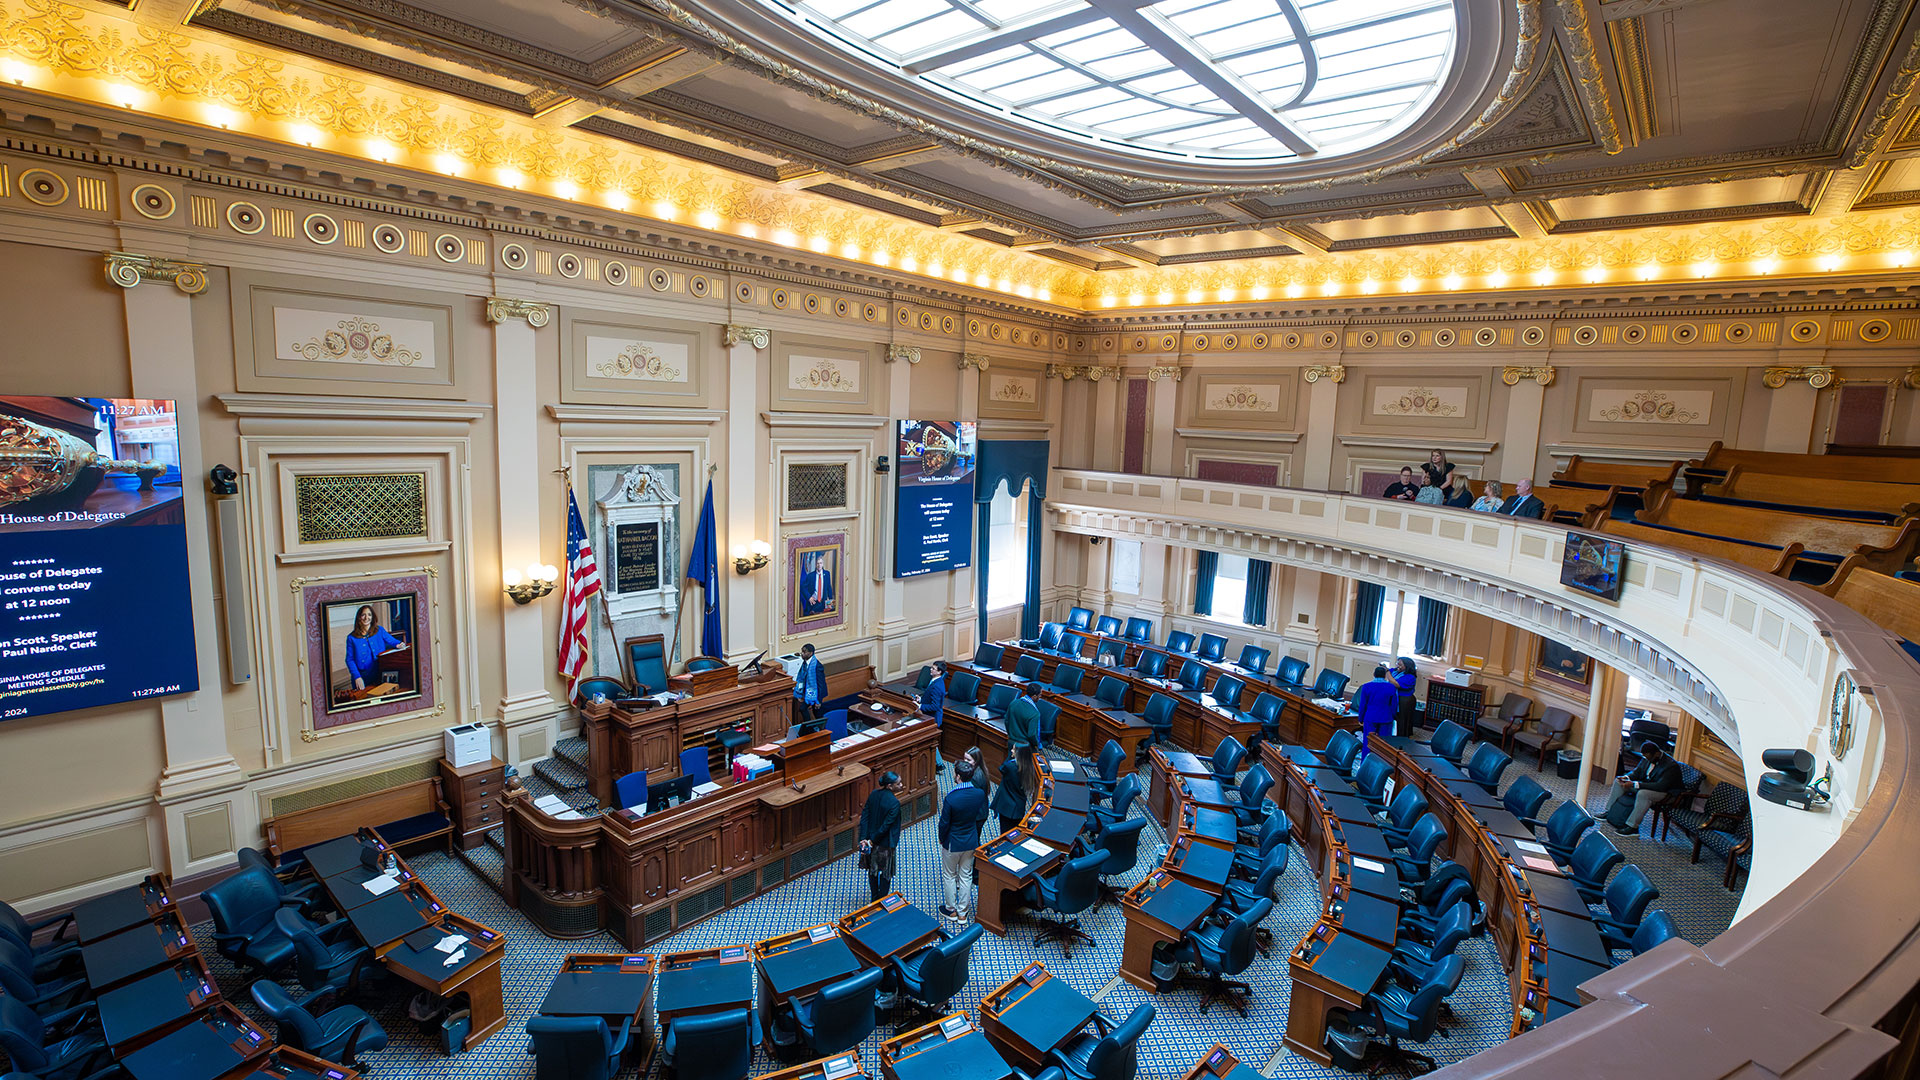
[1146,365,1184,383]
[885,344,922,364]
[722,324,771,348]
[959,353,991,371]
[1553,0,1626,155]
[1302,364,1347,385]
[1501,365,1557,387]
[484,297,551,327]
[1904,367,1920,390]
[1763,365,1837,389]
[104,252,207,295]
[1046,363,1121,381]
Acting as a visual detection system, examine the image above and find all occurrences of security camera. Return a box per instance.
[209,464,238,495]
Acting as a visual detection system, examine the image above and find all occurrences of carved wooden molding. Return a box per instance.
[484,297,551,327]
[1501,364,1557,386]
[1302,364,1347,384]
[1763,365,1836,389]
[105,252,207,295]
[722,324,771,348]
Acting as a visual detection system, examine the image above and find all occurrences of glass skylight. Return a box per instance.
[754,0,1458,165]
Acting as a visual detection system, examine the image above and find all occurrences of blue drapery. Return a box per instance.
[1242,559,1272,627]
[1352,581,1386,646]
[975,440,1050,641]
[1194,551,1219,616]
[1415,596,1450,658]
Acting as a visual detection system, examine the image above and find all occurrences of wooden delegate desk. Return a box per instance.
[1116,751,1236,993]
[578,670,796,809]
[80,910,196,991]
[73,873,176,944]
[759,1051,867,1080]
[95,953,220,1052]
[538,954,655,1057]
[239,1047,362,1080]
[1285,922,1392,1067]
[505,708,938,947]
[975,830,1064,936]
[979,962,1099,1075]
[116,1002,271,1080]
[1146,749,1213,828]
[1182,1044,1262,1080]
[880,1014,1016,1080]
[1118,870,1215,991]
[840,893,943,967]
[754,924,863,1048]
[654,947,754,1029]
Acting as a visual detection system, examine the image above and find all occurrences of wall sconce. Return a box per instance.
[504,562,559,604]
[732,539,772,575]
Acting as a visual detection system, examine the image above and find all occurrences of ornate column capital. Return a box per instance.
[1905,367,1920,390]
[721,323,770,348]
[959,353,991,371]
[1763,365,1835,389]
[105,252,207,295]
[1501,364,1557,387]
[485,297,551,327]
[1302,364,1347,384]
[886,344,922,364]
[1146,365,1184,383]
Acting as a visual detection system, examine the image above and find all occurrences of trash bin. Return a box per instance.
[1556,749,1582,780]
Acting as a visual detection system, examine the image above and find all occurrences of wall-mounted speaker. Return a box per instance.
[215,495,252,684]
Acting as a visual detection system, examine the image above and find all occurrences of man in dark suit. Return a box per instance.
[1605,740,1683,834]
[1497,478,1546,519]
[800,553,836,617]
[792,642,828,724]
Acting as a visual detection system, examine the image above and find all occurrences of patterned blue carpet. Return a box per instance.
[187,734,1739,1080]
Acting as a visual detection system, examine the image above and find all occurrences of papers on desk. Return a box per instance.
[554,809,589,820]
[533,794,570,815]
[691,781,721,797]
[1511,838,1549,855]
[994,854,1028,872]
[824,1056,859,1079]
[442,948,467,967]
[1352,857,1388,874]
[433,933,469,953]
[1519,855,1558,873]
[1018,839,1052,858]
[1048,760,1075,775]
[1313,697,1344,709]
[362,874,400,897]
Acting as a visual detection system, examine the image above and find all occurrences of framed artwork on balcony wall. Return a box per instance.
[1534,636,1593,691]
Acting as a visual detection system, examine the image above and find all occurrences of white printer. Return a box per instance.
[1442,667,1476,687]
[443,723,489,768]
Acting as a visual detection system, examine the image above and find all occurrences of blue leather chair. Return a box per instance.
[1095,615,1124,637]
[1465,742,1512,795]
[1324,729,1362,778]
[0,942,86,1016]
[1058,633,1087,659]
[1096,638,1128,666]
[1067,607,1095,631]
[792,967,884,1057]
[275,909,372,1001]
[1247,692,1284,753]
[1538,801,1596,863]
[1141,694,1176,749]
[1399,865,1476,941]
[948,672,982,708]
[1089,740,1127,798]
[1087,775,1142,834]
[980,684,1018,720]
[1217,847,1285,955]
[680,746,712,788]
[884,665,934,699]
[1311,668,1350,700]
[962,643,1005,673]
[0,902,75,965]
[891,923,983,1024]
[1593,865,1660,952]
[1173,660,1209,700]
[1090,818,1149,906]
[1630,910,1680,956]
[614,770,648,810]
[1388,902,1471,987]
[1047,1003,1154,1080]
[1275,656,1309,687]
[1034,623,1066,652]
[1227,766,1273,830]
[1008,655,1045,687]
[1036,701,1062,749]
[685,656,728,674]
[1392,815,1448,887]
[1027,851,1105,956]
[1124,618,1154,643]
[662,1007,751,1080]
[527,1013,630,1080]
[1210,676,1247,717]
[573,675,629,705]
[251,981,387,1069]
[1093,676,1129,713]
[1348,955,1463,1075]
[236,847,325,913]
[1567,830,1624,903]
[1049,664,1088,698]
[1426,720,1471,765]
[1380,785,1430,849]
[1235,645,1270,674]
[625,635,669,695]
[1209,736,1245,786]
[1171,897,1269,1015]
[1132,650,1167,680]
[0,996,106,1080]
[204,867,297,980]
[1503,774,1551,823]
[1196,634,1228,663]
[1232,813,1290,880]
[1354,755,1393,814]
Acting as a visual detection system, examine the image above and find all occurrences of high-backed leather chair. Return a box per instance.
[1235,645,1270,674]
[1067,607,1095,631]
[204,867,297,981]
[661,1007,752,1080]
[527,1013,631,1080]
[1567,830,1625,903]
[614,771,648,811]
[1171,897,1270,1015]
[1354,755,1393,814]
[1095,615,1124,637]
[624,635,669,695]
[1166,631,1197,657]
[1503,774,1551,823]
[891,923,984,1024]
[1465,742,1512,795]
[1346,955,1464,1075]
[1392,814,1448,886]
[275,908,371,1000]
[1132,651,1167,680]
[1196,634,1228,663]
[1090,818,1148,906]
[1275,656,1309,687]
[1380,786,1430,849]
[1537,801,1596,863]
[1026,851,1106,956]
[1311,668,1351,700]
[791,967,884,1057]
[0,995,107,1080]
[1426,720,1472,765]
[1592,866,1660,952]
[1124,618,1154,643]
[251,981,387,1069]
[1047,1003,1155,1080]
[1141,694,1176,749]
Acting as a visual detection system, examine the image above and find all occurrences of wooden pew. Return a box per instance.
[1685,440,1920,486]
[265,777,453,861]
[1597,518,1805,577]
[1551,455,1682,491]
[1699,464,1920,521]
[1824,560,1920,646]
[1639,482,1920,567]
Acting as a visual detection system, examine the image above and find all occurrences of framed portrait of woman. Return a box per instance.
[1534,636,1594,690]
[296,568,441,738]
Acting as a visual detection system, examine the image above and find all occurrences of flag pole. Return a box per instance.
[668,463,717,672]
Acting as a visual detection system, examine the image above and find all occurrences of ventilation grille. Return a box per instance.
[643,907,672,944]
[912,793,934,819]
[787,463,848,511]
[762,859,787,889]
[295,473,428,544]
[789,838,831,875]
[269,760,437,816]
[676,882,728,925]
[730,872,756,905]
[522,890,603,936]
[832,828,856,857]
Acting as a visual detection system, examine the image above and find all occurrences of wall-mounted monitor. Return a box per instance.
[0,397,198,720]
[1561,532,1626,602]
[893,419,977,578]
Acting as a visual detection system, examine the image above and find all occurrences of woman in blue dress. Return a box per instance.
[343,604,403,691]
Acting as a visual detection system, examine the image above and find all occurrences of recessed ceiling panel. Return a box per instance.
[1549,176,1812,221]
[406,0,653,64]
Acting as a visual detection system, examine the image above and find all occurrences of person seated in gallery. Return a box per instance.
[1496,478,1547,519]
[1415,475,1446,505]
[1605,740,1683,834]
[1443,473,1476,509]
[343,604,405,693]
[1471,479,1505,512]
[1382,466,1420,501]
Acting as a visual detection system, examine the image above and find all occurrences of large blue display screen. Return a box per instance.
[0,397,198,720]
[894,420,977,578]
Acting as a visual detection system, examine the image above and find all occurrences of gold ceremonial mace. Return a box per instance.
[0,413,164,510]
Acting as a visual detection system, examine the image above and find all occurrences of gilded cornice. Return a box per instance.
[1502,365,1557,387]
[105,251,208,294]
[1551,0,1625,155]
[722,324,770,348]
[885,344,921,364]
[958,354,990,372]
[1763,366,1837,389]
[484,297,550,327]
[1301,365,1346,384]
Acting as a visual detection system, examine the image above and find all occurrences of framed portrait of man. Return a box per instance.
[785,532,847,635]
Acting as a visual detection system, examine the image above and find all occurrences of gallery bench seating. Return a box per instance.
[1696,464,1920,522]
[1550,455,1682,492]
[1635,482,1920,570]
[1597,518,1805,577]
[265,776,453,865]
[1824,561,1920,645]
[1684,440,1920,487]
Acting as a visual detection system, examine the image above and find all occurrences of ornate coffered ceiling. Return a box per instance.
[3,0,1920,309]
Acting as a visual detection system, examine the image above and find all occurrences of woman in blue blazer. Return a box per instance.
[343,604,404,690]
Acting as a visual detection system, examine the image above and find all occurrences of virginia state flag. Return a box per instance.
[687,478,724,658]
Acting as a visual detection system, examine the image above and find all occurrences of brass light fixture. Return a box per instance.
[732,539,772,575]
[504,562,559,604]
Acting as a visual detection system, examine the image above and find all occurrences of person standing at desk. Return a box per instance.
[937,758,990,920]
[921,659,949,776]
[1004,689,1040,814]
[1352,666,1399,757]
[793,642,828,725]
[991,756,1025,838]
[859,771,904,901]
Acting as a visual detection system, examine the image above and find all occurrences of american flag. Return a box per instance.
[557,486,600,696]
